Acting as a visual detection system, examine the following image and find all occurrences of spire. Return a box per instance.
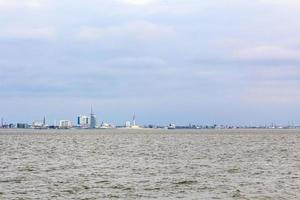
[133,112,136,126]
[43,116,46,126]
[91,105,93,115]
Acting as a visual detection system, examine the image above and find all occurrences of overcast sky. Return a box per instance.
[1,0,300,126]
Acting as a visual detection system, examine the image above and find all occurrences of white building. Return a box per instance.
[59,120,73,129]
[125,121,131,127]
[77,115,90,128]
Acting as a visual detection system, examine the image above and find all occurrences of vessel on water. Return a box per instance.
[99,123,114,129]
[168,123,176,129]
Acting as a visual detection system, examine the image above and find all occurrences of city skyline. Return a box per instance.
[1,0,300,125]
[0,110,299,128]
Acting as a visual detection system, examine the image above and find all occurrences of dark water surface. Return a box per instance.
[0,129,299,199]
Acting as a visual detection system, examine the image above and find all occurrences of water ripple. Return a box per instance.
[0,129,300,199]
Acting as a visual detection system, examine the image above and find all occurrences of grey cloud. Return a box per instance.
[1,0,300,124]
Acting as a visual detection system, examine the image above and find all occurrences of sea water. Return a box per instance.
[0,129,299,199]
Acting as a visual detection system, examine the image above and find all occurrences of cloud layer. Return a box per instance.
[1,0,300,125]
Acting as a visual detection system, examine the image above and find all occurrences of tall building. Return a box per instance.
[90,106,97,129]
[77,115,90,128]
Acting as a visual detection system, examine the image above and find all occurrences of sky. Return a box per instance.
[1,0,300,126]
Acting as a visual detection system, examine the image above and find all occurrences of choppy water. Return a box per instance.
[0,129,299,200]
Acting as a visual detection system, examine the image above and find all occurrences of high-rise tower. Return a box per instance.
[77,115,89,128]
[90,105,97,129]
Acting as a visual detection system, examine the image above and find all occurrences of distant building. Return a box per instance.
[17,123,30,129]
[9,124,16,128]
[2,124,15,128]
[48,125,59,129]
[77,106,98,129]
[77,115,90,128]
[43,116,46,126]
[2,124,8,128]
[90,107,97,129]
[125,121,131,127]
[59,120,73,129]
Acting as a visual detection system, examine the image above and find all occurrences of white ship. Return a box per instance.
[99,123,114,129]
[168,123,176,129]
